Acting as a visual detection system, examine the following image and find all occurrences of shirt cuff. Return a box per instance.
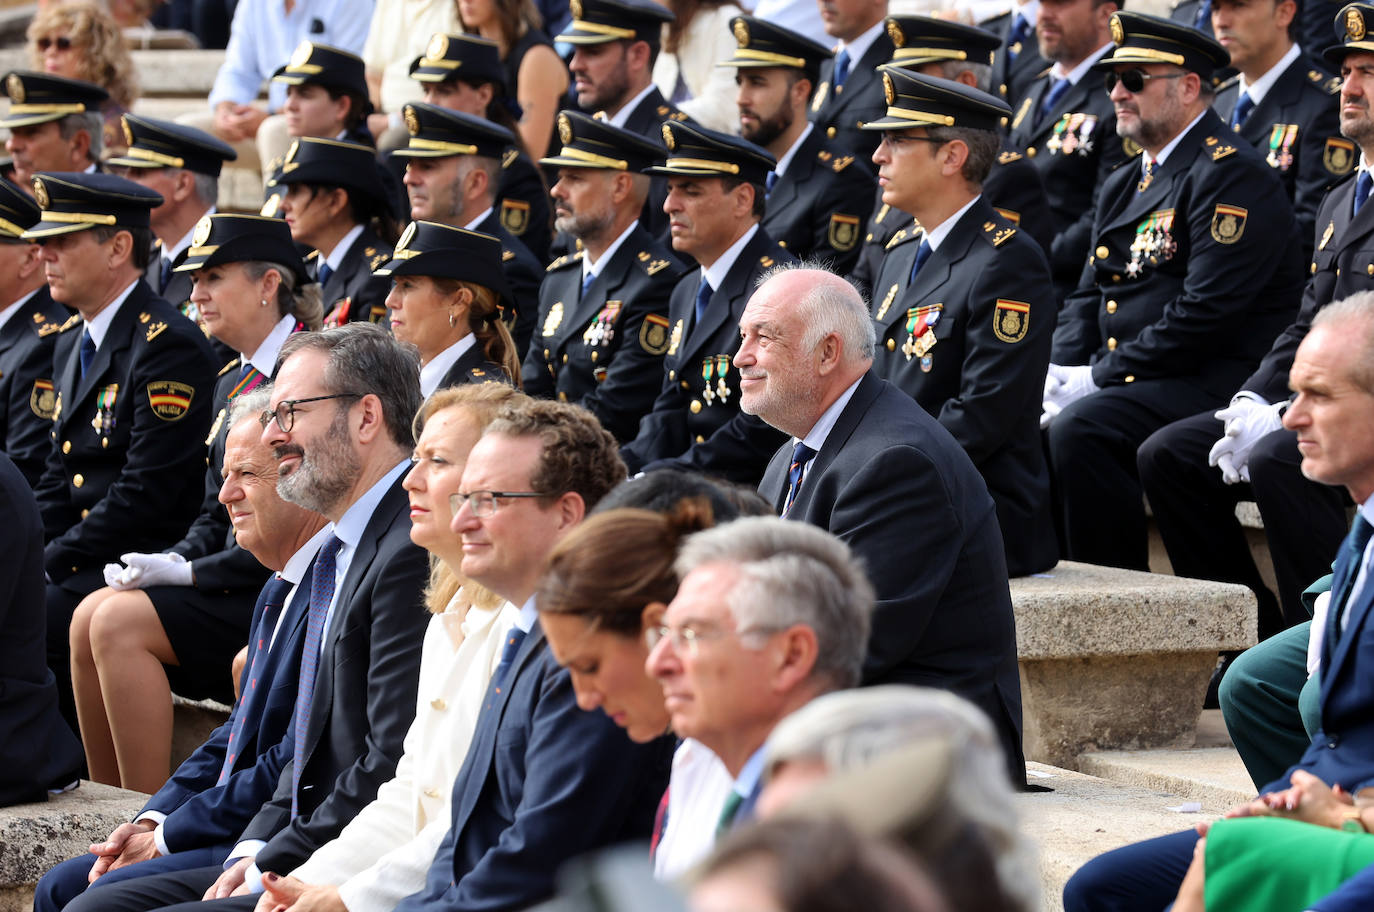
[1233,390,1269,406]
[227,839,266,865]
[152,823,170,856]
[134,810,166,826]
[243,862,266,894]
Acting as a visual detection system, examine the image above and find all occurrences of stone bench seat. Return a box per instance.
[171,694,231,770]
[1012,561,1256,768]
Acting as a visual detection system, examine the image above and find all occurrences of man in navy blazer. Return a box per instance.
[35,392,330,911]
[744,266,1026,783]
[1064,292,1374,911]
[391,399,672,912]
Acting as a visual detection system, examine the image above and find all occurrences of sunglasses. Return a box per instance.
[1104,68,1185,94]
[36,36,73,51]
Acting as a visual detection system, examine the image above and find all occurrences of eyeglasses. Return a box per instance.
[449,490,547,517]
[644,622,778,656]
[1104,68,1186,94]
[877,132,947,151]
[259,393,364,432]
[36,36,73,51]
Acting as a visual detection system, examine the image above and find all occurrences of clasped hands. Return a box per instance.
[1207,396,1284,484]
[102,552,193,590]
[1040,364,1098,429]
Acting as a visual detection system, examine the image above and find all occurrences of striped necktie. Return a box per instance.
[291,534,343,817]
[781,441,816,517]
[219,574,294,784]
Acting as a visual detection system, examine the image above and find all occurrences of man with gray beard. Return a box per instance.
[67,323,431,912]
[522,112,687,442]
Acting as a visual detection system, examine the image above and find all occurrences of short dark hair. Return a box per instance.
[277,322,422,448]
[90,224,153,270]
[483,400,625,512]
[594,468,755,518]
[720,174,766,219]
[924,125,999,187]
[325,86,370,132]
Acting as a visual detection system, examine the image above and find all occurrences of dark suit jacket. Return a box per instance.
[393,621,672,912]
[1053,108,1304,395]
[319,227,394,327]
[1213,56,1345,262]
[0,288,70,486]
[476,211,544,363]
[35,283,217,588]
[759,373,1026,781]
[438,343,512,389]
[238,473,431,875]
[761,127,875,273]
[810,34,894,162]
[869,199,1057,576]
[621,227,792,483]
[1243,173,1374,402]
[523,226,687,442]
[0,452,82,805]
[151,561,316,850]
[986,10,1047,113]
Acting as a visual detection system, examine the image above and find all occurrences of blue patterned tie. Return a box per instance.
[291,533,343,817]
[833,49,851,90]
[781,441,816,517]
[218,574,294,785]
[78,329,96,378]
[908,239,932,286]
[693,278,712,327]
[1356,171,1373,218]
[1035,77,1069,128]
[317,262,333,287]
[486,626,528,708]
[1007,13,1031,61]
[1230,92,1254,130]
[1329,515,1374,644]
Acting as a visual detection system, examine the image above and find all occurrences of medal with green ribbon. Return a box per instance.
[702,357,716,404]
[715,355,731,402]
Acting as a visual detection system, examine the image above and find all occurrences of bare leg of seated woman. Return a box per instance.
[70,588,122,787]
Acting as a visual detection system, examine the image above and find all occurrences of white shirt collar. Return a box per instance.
[702,222,760,290]
[1014,0,1040,26]
[463,207,496,232]
[1237,43,1300,105]
[773,123,814,178]
[800,374,863,453]
[282,524,333,585]
[836,19,884,62]
[165,207,215,264]
[84,280,140,349]
[243,314,297,376]
[333,459,409,549]
[419,333,476,397]
[607,83,659,128]
[515,595,539,633]
[322,223,366,270]
[923,195,981,252]
[1051,41,1113,84]
[1150,109,1209,168]
[0,287,39,332]
[584,220,639,278]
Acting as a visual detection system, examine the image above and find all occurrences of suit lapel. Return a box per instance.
[787,373,882,518]
[679,231,764,365]
[75,294,138,403]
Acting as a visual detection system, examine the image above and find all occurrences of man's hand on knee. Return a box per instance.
[87,820,155,881]
[1208,397,1284,484]
[105,829,162,873]
[205,856,253,900]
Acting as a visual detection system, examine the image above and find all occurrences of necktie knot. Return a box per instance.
[833,49,851,89]
[317,262,333,287]
[781,441,817,517]
[1356,171,1373,217]
[909,238,933,286]
[489,624,529,698]
[1008,13,1031,59]
[765,171,778,196]
[263,573,293,609]
[1193,0,1213,30]
[694,278,712,326]
[1138,157,1157,194]
[1036,77,1070,127]
[1231,92,1254,130]
[580,270,595,300]
[715,789,745,839]
[79,328,96,378]
[159,257,174,294]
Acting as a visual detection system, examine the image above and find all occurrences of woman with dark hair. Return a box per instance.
[456,0,568,161]
[374,220,522,393]
[276,136,400,327]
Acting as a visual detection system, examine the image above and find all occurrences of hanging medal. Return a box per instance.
[901,305,942,361]
[715,355,731,402]
[702,357,716,404]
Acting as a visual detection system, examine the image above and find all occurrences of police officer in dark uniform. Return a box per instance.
[0,177,73,486]
[0,72,107,187]
[865,68,1059,576]
[1210,0,1345,262]
[987,3,1050,110]
[720,16,875,273]
[274,137,397,327]
[1138,4,1374,631]
[852,15,1056,295]
[393,104,544,358]
[809,1,893,161]
[526,113,687,441]
[1042,12,1305,572]
[408,33,554,263]
[28,172,216,731]
[620,121,794,483]
[1008,0,1129,301]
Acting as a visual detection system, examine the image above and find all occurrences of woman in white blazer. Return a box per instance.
[652,0,748,133]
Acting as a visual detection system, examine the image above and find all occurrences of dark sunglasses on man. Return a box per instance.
[1104,68,1185,94]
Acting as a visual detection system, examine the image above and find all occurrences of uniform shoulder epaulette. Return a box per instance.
[1035,65,1054,80]
[305,249,320,261]
[1215,73,1241,93]
[1307,69,1342,94]
[885,226,915,251]
[58,313,81,332]
[369,251,389,269]
[639,251,672,275]
[997,149,1023,165]
[467,366,489,381]
[657,104,671,116]
[828,153,855,173]
[545,250,583,272]
[502,249,515,262]
[669,111,689,122]
[1205,137,1238,161]
[502,148,519,168]
[217,357,241,377]
[980,217,1016,248]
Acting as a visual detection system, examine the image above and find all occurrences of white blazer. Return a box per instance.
[652,3,747,134]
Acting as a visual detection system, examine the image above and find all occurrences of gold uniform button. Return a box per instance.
[680,380,689,390]
[1112,274,1122,282]
[590,351,598,363]
[668,370,676,380]
[80,509,89,519]
[557,391,568,402]
[778,240,788,249]
[886,338,896,351]
[73,473,84,488]
[62,440,71,454]
[826,126,836,138]
[1336,268,1341,276]
[1107,337,1117,351]
[695,434,705,443]
[1124,374,1136,383]
[1368,264,1374,275]
[1312,262,1318,274]
[430,697,447,710]
[1096,246,1110,259]
[1106,301,1117,314]
[543,348,550,359]
[690,400,702,414]
[424,787,441,799]
[562,353,569,363]
[1027,146,1036,158]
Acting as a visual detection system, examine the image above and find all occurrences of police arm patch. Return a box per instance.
[640,313,671,355]
[993,300,1029,343]
[147,380,194,421]
[1210,205,1247,244]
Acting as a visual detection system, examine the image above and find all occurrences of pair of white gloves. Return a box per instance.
[1040,364,1098,429]
[102,552,194,589]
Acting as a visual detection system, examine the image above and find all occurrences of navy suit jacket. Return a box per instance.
[147,558,317,851]
[394,621,672,912]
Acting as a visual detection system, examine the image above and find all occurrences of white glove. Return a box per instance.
[105,552,193,590]
[1040,364,1098,428]
[1207,397,1284,485]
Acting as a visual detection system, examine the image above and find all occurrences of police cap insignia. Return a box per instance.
[733,19,749,46]
[427,33,449,60]
[32,178,48,209]
[5,73,22,104]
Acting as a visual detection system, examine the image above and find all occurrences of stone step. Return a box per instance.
[0,48,229,97]
[171,695,231,771]
[1078,747,1255,810]
[1019,761,1215,912]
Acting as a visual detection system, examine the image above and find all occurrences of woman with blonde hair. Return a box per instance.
[28,2,138,152]
[652,0,747,133]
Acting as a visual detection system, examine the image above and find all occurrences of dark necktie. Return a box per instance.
[219,574,294,784]
[715,790,744,839]
[908,239,933,286]
[78,329,96,379]
[765,171,778,197]
[1230,92,1254,130]
[580,270,595,300]
[1007,13,1031,61]
[1355,171,1373,218]
[693,278,712,327]
[159,257,174,294]
[1193,0,1212,30]
[317,262,333,288]
[488,626,528,705]
[1329,515,1374,643]
[291,533,343,817]
[1035,77,1069,128]
[833,49,851,90]
[781,441,816,517]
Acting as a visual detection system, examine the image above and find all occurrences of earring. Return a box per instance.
[448,312,457,328]
[261,299,269,308]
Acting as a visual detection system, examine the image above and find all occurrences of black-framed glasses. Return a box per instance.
[36,36,73,51]
[449,490,548,517]
[259,393,364,432]
[1104,69,1186,94]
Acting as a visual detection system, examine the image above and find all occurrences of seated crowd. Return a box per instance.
[6,0,1374,907]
